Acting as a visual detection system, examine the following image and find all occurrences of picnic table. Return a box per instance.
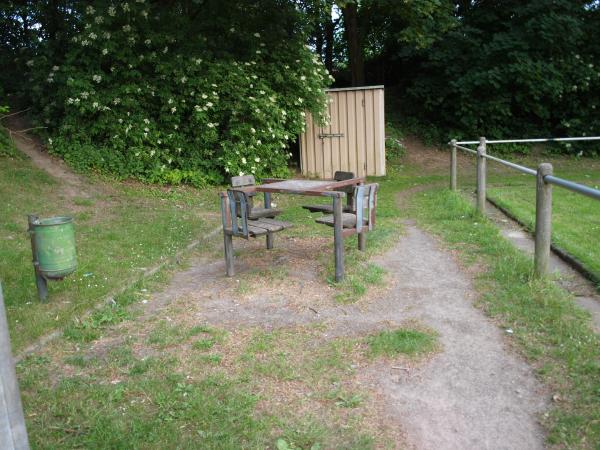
[244,177,366,281]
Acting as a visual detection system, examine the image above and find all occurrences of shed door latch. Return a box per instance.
[318,133,344,139]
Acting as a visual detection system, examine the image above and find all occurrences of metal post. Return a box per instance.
[0,283,31,450]
[264,192,274,249]
[534,163,553,277]
[476,137,487,213]
[27,215,47,303]
[333,194,344,282]
[450,139,457,191]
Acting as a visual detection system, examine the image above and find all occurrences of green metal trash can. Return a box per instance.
[31,216,77,280]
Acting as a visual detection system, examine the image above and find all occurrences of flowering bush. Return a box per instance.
[29,1,332,185]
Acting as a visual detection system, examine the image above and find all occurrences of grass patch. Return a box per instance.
[410,187,600,448]
[0,152,220,351]
[367,327,438,357]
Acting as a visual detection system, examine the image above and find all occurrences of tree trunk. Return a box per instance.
[342,2,364,86]
[324,10,334,73]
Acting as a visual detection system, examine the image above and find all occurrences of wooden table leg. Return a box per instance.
[264,192,274,249]
[224,233,234,276]
[358,232,366,251]
[333,195,344,282]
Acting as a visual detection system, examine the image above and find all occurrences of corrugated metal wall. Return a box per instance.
[300,86,385,178]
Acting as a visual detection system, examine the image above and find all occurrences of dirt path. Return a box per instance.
[370,223,547,449]
[4,115,98,199]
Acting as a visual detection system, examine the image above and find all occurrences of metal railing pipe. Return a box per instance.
[454,144,478,155]
[544,176,600,201]
[482,154,537,176]
[456,136,600,145]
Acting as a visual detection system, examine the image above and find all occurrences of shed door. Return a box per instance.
[300,87,385,178]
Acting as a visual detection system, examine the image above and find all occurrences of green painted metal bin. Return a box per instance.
[31,216,77,279]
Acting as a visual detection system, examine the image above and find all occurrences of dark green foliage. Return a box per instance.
[3,1,331,185]
[405,1,600,147]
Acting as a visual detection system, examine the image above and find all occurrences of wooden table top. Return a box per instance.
[251,177,365,196]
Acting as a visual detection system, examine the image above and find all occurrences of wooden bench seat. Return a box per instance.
[302,204,354,214]
[314,183,378,251]
[315,213,367,228]
[220,189,292,276]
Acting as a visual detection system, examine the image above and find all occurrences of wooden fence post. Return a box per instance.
[476,137,487,213]
[0,283,30,450]
[534,163,553,277]
[450,139,457,191]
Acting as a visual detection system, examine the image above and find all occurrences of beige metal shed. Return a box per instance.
[300,85,385,178]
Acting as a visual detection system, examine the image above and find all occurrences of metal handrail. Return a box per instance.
[483,154,537,176]
[449,135,600,277]
[455,136,600,145]
[544,175,600,201]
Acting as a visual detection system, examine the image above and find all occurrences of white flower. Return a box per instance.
[144,127,149,132]
[255,157,260,162]
[26,60,34,67]
[255,108,260,113]
[225,167,230,173]
[113,98,121,104]
[206,102,213,107]
[92,74,102,83]
[145,39,151,45]
[171,107,177,113]
[163,46,168,53]
[180,76,187,83]
[256,139,261,145]
[195,58,202,64]
[259,90,265,95]
[300,75,306,81]
[250,127,256,133]
[201,94,208,99]
[103,32,111,39]
[67,98,74,104]
[254,32,260,38]
[207,123,215,128]
[118,118,123,123]
[122,25,131,32]
[48,138,53,145]
[102,48,108,55]
[93,102,99,108]
[141,10,148,18]
[81,40,90,46]
[122,2,130,12]
[229,27,235,32]
[194,105,201,111]
[241,157,247,164]
[86,5,95,14]
[95,16,104,24]
[80,91,89,99]
[256,50,261,54]
[168,98,173,104]
[157,139,161,144]
[239,171,244,176]
[89,32,97,40]
[150,150,156,156]
[52,65,59,71]
[143,118,150,124]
